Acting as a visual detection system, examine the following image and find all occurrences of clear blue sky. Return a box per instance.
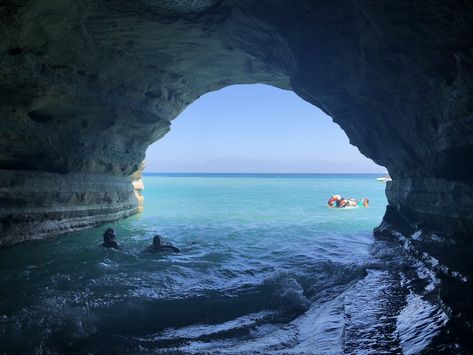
[145,84,384,173]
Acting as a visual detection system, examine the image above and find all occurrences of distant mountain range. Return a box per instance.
[144,157,384,174]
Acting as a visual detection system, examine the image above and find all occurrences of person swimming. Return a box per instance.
[102,228,120,250]
[144,235,180,253]
[346,198,358,207]
[355,198,369,207]
[328,194,341,208]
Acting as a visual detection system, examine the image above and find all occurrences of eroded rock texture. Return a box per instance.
[131,161,145,212]
[1,0,473,320]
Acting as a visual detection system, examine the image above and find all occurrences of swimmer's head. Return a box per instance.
[153,235,162,247]
[103,228,116,242]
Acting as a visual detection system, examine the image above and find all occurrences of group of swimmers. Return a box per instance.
[101,228,180,253]
[327,194,369,208]
[101,195,368,249]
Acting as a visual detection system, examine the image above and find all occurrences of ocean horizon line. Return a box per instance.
[143,172,386,175]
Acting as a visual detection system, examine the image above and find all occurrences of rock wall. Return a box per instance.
[2,0,473,344]
[0,170,138,246]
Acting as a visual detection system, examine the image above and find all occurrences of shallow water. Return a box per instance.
[0,174,448,353]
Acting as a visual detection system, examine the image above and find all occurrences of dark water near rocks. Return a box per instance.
[0,174,450,353]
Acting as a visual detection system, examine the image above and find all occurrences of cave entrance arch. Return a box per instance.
[1,0,472,341]
[5,0,467,247]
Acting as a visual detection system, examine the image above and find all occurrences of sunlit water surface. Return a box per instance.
[0,174,447,353]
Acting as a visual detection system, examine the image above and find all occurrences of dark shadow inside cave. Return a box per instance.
[1,1,473,350]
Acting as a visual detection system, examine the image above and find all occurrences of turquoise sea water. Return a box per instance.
[0,174,448,353]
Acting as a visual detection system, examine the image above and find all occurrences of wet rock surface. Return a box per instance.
[0,170,138,246]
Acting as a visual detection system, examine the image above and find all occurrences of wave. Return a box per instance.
[0,234,450,354]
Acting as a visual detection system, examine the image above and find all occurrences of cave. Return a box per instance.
[1,0,473,350]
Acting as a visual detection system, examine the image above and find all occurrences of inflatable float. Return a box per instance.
[328,195,369,208]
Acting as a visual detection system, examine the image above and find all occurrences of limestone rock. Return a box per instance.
[1,0,473,335]
[131,161,145,212]
[0,170,138,246]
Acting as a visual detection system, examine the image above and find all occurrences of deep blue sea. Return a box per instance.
[0,174,448,354]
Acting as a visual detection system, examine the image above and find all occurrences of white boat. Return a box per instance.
[376,175,392,182]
